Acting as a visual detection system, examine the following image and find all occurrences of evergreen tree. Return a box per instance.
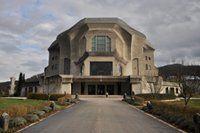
[14,73,25,96]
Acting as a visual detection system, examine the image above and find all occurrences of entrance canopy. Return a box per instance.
[73,76,130,83]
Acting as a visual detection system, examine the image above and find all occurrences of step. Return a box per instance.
[73,95,123,98]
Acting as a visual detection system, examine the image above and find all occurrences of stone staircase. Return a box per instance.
[72,95,123,98]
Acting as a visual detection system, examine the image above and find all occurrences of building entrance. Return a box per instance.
[107,85,114,95]
[88,85,96,95]
[97,85,105,95]
[86,83,120,95]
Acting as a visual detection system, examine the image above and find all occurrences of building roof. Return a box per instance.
[59,17,146,38]
[163,81,179,87]
[49,18,147,49]
[25,73,44,83]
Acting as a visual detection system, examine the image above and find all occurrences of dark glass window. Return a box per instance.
[146,64,148,70]
[64,58,70,74]
[149,57,151,60]
[166,87,169,94]
[176,88,178,93]
[90,62,112,75]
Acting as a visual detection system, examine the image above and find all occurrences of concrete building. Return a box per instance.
[0,77,16,96]
[20,73,44,96]
[44,18,165,95]
[0,18,180,96]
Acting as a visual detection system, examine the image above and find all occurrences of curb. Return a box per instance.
[124,102,186,133]
[17,102,78,132]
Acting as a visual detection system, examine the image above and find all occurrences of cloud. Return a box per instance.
[0,0,199,81]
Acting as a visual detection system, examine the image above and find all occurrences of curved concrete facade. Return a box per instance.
[44,18,164,95]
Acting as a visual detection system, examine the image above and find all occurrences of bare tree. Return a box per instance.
[177,65,200,106]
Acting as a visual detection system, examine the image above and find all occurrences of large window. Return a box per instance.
[92,35,111,52]
[90,62,113,75]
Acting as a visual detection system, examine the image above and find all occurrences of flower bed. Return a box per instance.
[135,93,176,100]
[0,98,50,117]
[0,96,79,132]
[123,96,199,132]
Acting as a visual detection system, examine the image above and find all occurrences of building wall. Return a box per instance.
[43,18,170,95]
[45,22,159,77]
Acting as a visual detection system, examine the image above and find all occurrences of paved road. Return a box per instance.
[22,98,180,133]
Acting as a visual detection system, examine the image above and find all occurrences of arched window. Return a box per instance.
[92,35,111,52]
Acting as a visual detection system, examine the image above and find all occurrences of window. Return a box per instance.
[92,35,111,52]
[166,87,169,94]
[80,65,83,76]
[145,56,148,60]
[64,58,70,74]
[149,57,151,60]
[176,88,179,93]
[146,64,148,70]
[149,65,151,70]
[55,64,58,70]
[90,62,113,75]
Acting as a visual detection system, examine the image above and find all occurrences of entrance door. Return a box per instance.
[107,85,114,95]
[88,85,96,95]
[97,85,105,95]
[170,88,175,95]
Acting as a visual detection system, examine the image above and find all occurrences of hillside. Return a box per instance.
[158,64,200,80]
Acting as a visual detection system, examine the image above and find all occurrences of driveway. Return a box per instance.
[22,98,181,133]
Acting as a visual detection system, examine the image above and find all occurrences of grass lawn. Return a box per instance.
[0,98,50,117]
[183,99,200,108]
[193,94,200,98]
[166,99,200,109]
[0,98,47,109]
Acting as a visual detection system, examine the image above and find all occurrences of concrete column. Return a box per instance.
[33,87,35,93]
[95,85,97,95]
[61,83,72,94]
[131,83,142,94]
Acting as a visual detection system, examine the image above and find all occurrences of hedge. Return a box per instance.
[49,94,65,101]
[135,93,176,100]
[57,94,72,105]
[27,93,71,101]
[149,101,199,132]
[27,93,49,100]
[134,96,145,104]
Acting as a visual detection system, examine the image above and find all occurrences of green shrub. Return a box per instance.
[42,106,52,113]
[151,101,199,121]
[169,115,179,123]
[49,94,65,101]
[175,117,185,125]
[141,106,148,112]
[33,111,45,117]
[136,93,176,100]
[134,96,145,104]
[57,94,72,105]
[27,93,49,100]
[25,114,39,122]
[125,98,134,105]
[187,122,195,132]
[179,120,189,129]
[161,114,171,121]
[9,117,27,128]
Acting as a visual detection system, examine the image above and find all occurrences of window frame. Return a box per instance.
[92,35,111,52]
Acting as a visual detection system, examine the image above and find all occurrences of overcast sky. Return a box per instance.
[0,0,200,81]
